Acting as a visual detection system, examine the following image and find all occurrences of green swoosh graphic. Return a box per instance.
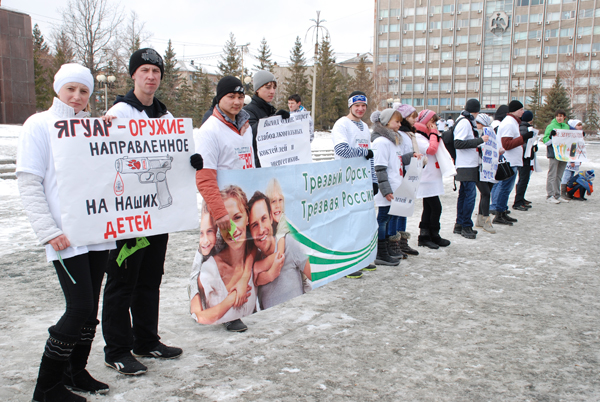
[286,220,377,281]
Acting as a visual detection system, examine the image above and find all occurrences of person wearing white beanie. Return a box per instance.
[53,63,94,96]
[17,63,115,401]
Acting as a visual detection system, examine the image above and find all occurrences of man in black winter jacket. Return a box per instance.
[243,70,289,167]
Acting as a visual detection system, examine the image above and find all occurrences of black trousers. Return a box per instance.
[514,159,532,207]
[52,251,108,337]
[476,180,494,216]
[102,234,168,360]
[419,196,442,231]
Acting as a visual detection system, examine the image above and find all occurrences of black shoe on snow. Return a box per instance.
[133,342,182,359]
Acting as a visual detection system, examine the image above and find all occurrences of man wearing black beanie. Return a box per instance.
[192,76,254,332]
[453,98,489,239]
[103,48,182,377]
[512,110,536,210]
[491,100,525,224]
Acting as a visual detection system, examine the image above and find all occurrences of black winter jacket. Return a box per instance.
[243,94,277,167]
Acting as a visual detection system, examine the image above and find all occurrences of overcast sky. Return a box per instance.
[5,0,374,73]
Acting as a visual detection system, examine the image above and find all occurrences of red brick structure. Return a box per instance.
[0,5,36,124]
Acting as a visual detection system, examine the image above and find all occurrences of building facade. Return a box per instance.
[374,0,600,117]
[0,5,36,124]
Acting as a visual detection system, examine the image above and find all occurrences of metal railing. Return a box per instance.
[0,158,16,179]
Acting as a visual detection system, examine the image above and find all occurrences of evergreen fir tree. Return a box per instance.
[156,40,180,109]
[539,75,572,129]
[527,80,543,129]
[33,24,53,110]
[313,36,341,130]
[52,29,74,70]
[217,33,242,78]
[175,78,195,121]
[282,36,311,110]
[350,57,375,117]
[584,95,600,133]
[335,70,352,119]
[195,66,215,121]
[254,38,274,72]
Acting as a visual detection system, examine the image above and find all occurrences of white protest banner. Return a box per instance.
[553,129,587,162]
[480,127,500,182]
[389,157,423,217]
[524,128,539,158]
[256,111,312,167]
[49,117,199,246]
[435,140,456,177]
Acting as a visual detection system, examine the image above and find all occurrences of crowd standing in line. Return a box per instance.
[17,51,593,400]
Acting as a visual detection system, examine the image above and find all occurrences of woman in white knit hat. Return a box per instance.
[17,63,115,402]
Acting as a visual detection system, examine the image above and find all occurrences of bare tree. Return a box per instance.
[60,0,124,114]
[124,11,152,55]
[559,53,598,118]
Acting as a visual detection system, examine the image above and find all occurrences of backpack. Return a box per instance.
[441,116,466,163]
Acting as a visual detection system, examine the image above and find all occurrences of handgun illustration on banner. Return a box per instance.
[115,155,173,209]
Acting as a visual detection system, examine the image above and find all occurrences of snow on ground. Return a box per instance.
[1,125,600,401]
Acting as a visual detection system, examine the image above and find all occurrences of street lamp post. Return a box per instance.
[96,74,116,114]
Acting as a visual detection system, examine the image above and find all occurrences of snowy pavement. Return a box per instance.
[1,125,600,401]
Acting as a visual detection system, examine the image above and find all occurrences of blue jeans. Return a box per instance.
[490,167,518,212]
[388,215,407,236]
[456,181,477,227]
[377,206,392,239]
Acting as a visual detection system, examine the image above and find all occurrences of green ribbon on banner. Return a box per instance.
[56,251,76,284]
[116,237,150,267]
[228,220,237,242]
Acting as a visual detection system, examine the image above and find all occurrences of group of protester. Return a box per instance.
[16,45,593,402]
[367,97,593,269]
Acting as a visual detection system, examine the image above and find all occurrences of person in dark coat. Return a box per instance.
[512,110,536,210]
[243,70,289,167]
[201,97,217,125]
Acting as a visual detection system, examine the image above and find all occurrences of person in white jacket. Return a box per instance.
[102,48,182,377]
[490,100,528,225]
[331,91,376,277]
[17,63,115,401]
[453,99,489,239]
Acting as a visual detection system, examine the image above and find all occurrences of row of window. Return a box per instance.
[391,76,600,95]
[379,50,483,63]
[379,35,482,48]
[388,66,482,77]
[380,18,484,33]
[378,3,484,19]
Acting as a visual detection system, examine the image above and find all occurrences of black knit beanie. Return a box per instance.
[129,48,164,79]
[522,110,533,122]
[216,76,245,104]
[508,100,524,113]
[465,98,481,114]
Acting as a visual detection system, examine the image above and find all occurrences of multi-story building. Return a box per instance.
[374,0,600,118]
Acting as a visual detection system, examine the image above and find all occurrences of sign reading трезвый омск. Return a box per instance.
[49,118,199,246]
[216,157,378,286]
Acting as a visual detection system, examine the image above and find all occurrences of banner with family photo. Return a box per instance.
[553,129,587,163]
[480,127,500,182]
[49,118,199,246]
[256,111,312,167]
[188,157,378,325]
